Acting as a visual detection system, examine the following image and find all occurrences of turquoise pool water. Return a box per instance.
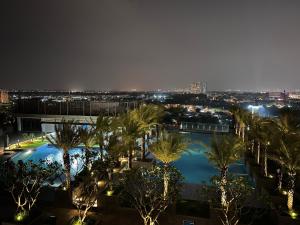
[173,133,247,184]
[11,145,86,180]
[10,133,247,185]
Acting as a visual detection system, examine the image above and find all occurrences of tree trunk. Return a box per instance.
[220,168,228,207]
[85,148,91,170]
[242,126,245,142]
[63,151,71,190]
[100,146,104,161]
[163,165,169,201]
[81,208,88,224]
[128,149,133,169]
[251,140,254,154]
[264,147,268,177]
[278,168,283,191]
[141,133,146,161]
[143,217,155,225]
[256,142,260,165]
[235,124,238,135]
[287,171,296,211]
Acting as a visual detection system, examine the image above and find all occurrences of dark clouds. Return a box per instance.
[1,0,300,91]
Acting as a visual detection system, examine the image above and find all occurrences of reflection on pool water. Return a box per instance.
[11,144,87,180]
[10,133,248,185]
[173,133,247,184]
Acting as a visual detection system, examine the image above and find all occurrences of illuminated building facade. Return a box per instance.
[189,82,207,94]
[0,90,9,103]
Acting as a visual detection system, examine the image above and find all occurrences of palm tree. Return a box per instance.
[248,117,274,176]
[150,131,187,200]
[131,104,164,161]
[206,135,244,207]
[117,112,141,169]
[105,134,123,162]
[269,134,300,211]
[78,127,97,170]
[259,118,275,177]
[231,107,250,142]
[247,115,266,165]
[47,121,81,190]
[104,134,124,190]
[274,110,300,135]
[269,110,300,190]
[95,114,111,161]
[0,104,15,148]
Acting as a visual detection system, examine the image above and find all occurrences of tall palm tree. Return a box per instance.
[117,112,141,169]
[206,135,244,207]
[231,107,250,142]
[269,110,300,191]
[78,127,97,170]
[47,121,81,190]
[105,134,123,162]
[248,117,274,176]
[269,134,300,211]
[230,106,240,136]
[150,131,187,200]
[259,118,275,177]
[131,104,164,161]
[248,115,266,165]
[0,104,15,148]
[274,110,300,135]
[95,114,111,161]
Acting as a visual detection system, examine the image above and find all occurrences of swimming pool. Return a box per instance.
[10,133,248,185]
[173,133,247,184]
[10,144,87,186]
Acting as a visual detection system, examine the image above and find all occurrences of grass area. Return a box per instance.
[7,137,99,151]
[8,137,48,150]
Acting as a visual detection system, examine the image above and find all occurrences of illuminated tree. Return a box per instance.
[150,131,187,200]
[122,166,182,225]
[0,160,62,222]
[95,114,111,161]
[131,104,164,161]
[72,173,99,225]
[230,107,250,142]
[47,121,81,189]
[199,175,264,225]
[269,134,300,211]
[117,112,141,169]
[206,135,244,207]
[78,127,97,170]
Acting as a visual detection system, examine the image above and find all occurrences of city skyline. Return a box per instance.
[1,0,300,91]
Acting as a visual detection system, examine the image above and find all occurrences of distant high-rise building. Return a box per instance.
[190,82,201,94]
[0,90,9,103]
[189,82,207,94]
[202,82,207,94]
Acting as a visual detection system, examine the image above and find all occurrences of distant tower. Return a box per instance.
[189,82,207,94]
[190,82,201,94]
[202,82,207,94]
[283,90,287,105]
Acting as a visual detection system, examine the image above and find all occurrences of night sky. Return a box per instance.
[1,0,300,91]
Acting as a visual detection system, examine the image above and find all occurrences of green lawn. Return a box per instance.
[9,137,48,150]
